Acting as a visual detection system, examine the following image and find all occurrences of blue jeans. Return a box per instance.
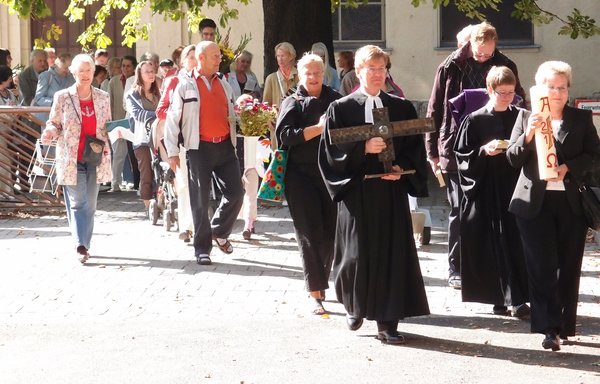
[63,162,100,250]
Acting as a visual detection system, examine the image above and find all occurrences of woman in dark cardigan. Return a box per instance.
[275,53,341,314]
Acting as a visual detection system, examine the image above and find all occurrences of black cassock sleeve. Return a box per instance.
[454,113,489,199]
[275,95,304,149]
[318,99,367,202]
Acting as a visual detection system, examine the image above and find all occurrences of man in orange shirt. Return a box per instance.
[164,41,243,265]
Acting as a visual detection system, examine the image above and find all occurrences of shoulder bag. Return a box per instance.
[69,93,104,166]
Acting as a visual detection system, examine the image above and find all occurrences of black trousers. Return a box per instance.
[445,171,462,277]
[515,191,587,336]
[285,162,336,292]
[187,141,244,256]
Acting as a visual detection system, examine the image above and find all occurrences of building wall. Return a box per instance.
[386,0,599,101]
[0,8,30,66]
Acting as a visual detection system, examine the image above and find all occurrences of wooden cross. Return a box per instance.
[328,107,435,178]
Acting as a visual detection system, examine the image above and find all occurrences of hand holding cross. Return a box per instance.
[328,107,434,179]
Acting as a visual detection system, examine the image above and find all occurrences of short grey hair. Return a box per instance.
[30,49,47,62]
[195,41,217,59]
[535,60,572,87]
[297,53,324,76]
[69,53,95,74]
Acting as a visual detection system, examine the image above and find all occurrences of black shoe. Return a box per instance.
[511,303,531,320]
[376,330,406,345]
[346,315,363,331]
[493,305,509,316]
[542,334,560,351]
[196,254,212,265]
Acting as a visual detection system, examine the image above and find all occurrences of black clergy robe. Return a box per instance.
[454,105,529,306]
[318,91,430,322]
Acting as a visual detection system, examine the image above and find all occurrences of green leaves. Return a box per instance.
[32,23,62,49]
[559,8,600,39]
[2,0,599,50]
[0,0,50,19]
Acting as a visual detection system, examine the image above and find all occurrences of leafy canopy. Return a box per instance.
[0,0,598,49]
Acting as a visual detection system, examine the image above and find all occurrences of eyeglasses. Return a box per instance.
[493,90,515,97]
[472,43,495,60]
[363,67,386,75]
[547,85,568,93]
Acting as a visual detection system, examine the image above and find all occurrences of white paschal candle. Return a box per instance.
[530,85,558,180]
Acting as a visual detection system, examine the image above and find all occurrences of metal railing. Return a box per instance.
[0,106,64,211]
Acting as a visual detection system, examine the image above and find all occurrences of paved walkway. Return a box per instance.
[0,187,599,383]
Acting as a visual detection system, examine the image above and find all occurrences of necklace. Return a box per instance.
[78,87,92,100]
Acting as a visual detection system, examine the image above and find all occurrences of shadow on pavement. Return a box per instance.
[405,314,531,334]
[0,227,71,238]
[399,331,600,373]
[578,293,600,304]
[232,258,303,271]
[86,255,305,280]
[405,314,600,336]
[421,275,451,288]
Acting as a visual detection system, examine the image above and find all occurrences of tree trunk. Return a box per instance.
[262,0,334,81]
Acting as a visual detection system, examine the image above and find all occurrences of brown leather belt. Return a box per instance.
[200,134,230,143]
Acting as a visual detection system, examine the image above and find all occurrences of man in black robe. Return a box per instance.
[319,45,430,345]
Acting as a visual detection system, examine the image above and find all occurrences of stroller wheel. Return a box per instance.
[164,210,173,231]
[149,200,159,225]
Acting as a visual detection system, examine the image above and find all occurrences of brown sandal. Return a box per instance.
[213,236,233,254]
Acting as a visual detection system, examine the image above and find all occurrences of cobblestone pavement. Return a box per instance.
[0,188,599,383]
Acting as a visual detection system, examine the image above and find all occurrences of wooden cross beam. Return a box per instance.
[328,107,434,178]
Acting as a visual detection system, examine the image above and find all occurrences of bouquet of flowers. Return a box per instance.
[216,28,251,74]
[234,96,277,137]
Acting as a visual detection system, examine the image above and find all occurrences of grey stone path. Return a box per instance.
[0,188,599,383]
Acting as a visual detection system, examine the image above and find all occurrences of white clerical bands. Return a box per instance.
[359,87,383,124]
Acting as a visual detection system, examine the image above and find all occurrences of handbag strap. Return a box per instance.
[68,93,82,125]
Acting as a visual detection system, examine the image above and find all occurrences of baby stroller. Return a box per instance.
[147,120,178,231]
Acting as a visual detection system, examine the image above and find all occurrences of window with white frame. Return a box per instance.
[332,0,385,49]
[440,0,534,48]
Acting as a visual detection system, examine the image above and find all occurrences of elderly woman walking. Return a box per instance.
[41,54,112,263]
[276,53,341,314]
[507,61,600,351]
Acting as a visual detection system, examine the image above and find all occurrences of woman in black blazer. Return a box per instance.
[506,61,600,351]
